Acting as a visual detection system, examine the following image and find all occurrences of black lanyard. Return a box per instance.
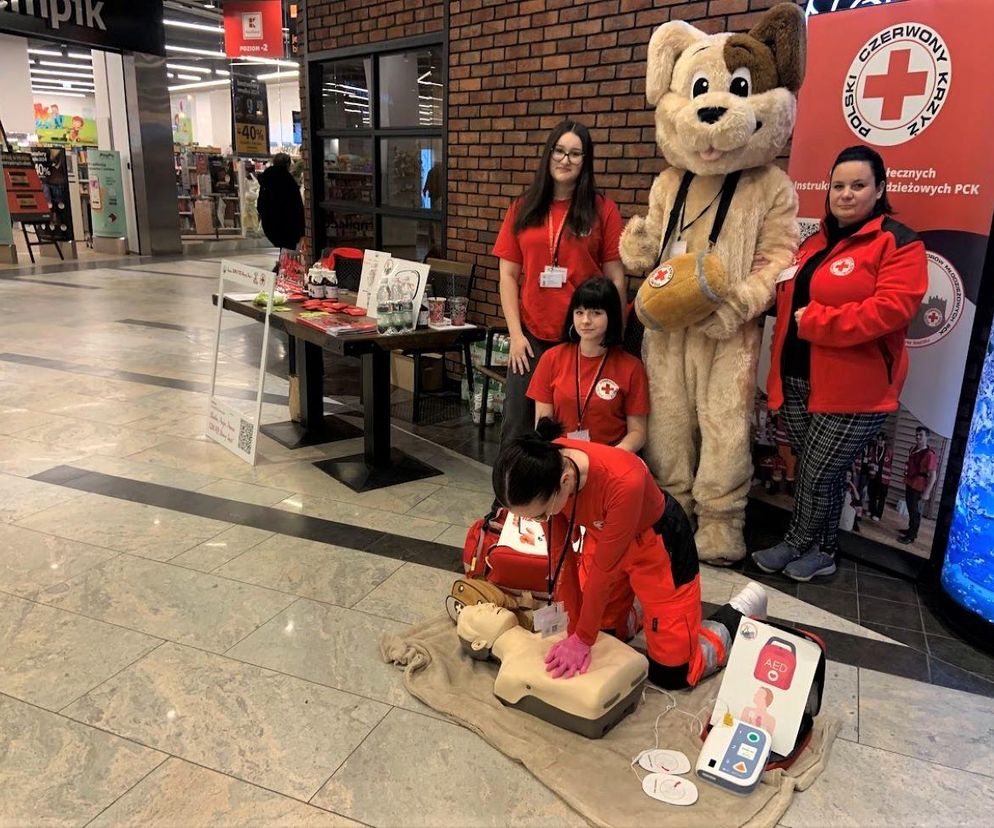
[549,206,569,267]
[574,345,609,428]
[547,457,581,597]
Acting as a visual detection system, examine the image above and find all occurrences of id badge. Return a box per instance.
[776,265,798,284]
[539,266,567,288]
[669,239,688,257]
[567,429,590,441]
[533,601,568,638]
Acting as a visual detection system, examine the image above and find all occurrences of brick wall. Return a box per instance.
[302,0,803,322]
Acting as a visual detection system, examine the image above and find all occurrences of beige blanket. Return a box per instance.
[382,615,838,828]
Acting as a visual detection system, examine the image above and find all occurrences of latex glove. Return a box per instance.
[544,634,592,679]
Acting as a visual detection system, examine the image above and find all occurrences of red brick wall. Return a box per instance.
[302,0,803,322]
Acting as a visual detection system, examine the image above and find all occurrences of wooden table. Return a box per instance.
[217,291,486,491]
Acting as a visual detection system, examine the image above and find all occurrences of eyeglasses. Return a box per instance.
[551,147,584,164]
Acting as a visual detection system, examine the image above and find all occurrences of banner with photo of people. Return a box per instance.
[752,0,994,560]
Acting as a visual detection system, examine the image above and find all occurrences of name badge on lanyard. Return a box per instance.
[541,208,570,288]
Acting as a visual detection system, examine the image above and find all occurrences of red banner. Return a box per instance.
[785,0,994,439]
[223,0,284,59]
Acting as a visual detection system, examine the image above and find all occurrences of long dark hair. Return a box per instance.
[513,120,598,238]
[561,276,623,346]
[826,145,894,219]
[492,418,566,509]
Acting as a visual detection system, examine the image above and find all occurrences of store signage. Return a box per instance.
[223,0,283,59]
[231,67,270,157]
[0,0,164,55]
[30,147,74,242]
[1,151,50,223]
[88,149,128,238]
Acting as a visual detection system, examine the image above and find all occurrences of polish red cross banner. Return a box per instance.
[787,0,994,438]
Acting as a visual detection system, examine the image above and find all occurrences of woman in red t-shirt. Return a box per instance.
[528,277,649,452]
[492,120,625,451]
[492,419,768,687]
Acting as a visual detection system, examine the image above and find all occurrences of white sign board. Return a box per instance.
[356,249,431,321]
[206,259,276,464]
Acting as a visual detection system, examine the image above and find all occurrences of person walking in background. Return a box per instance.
[900,426,938,544]
[257,153,305,262]
[492,120,626,452]
[865,432,893,522]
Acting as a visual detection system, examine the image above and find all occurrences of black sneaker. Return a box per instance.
[899,535,915,544]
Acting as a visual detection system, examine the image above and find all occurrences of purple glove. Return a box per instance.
[544,634,592,679]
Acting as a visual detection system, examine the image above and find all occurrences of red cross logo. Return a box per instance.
[595,379,619,401]
[862,49,929,121]
[924,308,943,328]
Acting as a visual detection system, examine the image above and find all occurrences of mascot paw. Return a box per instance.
[695,521,746,566]
[698,303,742,340]
[620,215,660,272]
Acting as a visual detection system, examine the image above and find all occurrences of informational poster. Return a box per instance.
[30,147,74,243]
[356,250,430,322]
[231,67,270,157]
[33,103,98,147]
[0,158,12,247]
[171,99,194,146]
[88,150,129,239]
[223,0,285,59]
[1,151,50,222]
[207,260,277,464]
[752,0,994,558]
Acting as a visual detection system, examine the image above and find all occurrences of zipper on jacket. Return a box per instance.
[877,341,894,384]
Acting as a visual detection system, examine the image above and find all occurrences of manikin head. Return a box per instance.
[456,603,520,660]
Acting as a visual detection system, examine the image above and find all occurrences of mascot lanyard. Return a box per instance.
[652,170,742,269]
[575,345,610,430]
[547,456,582,597]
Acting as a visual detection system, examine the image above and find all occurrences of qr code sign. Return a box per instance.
[237,417,255,456]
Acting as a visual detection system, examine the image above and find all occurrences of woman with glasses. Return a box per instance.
[492,120,627,450]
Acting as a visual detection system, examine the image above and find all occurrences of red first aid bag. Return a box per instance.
[463,508,550,598]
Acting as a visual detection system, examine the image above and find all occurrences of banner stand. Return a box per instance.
[206,259,276,465]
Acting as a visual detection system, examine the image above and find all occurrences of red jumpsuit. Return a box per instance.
[551,439,718,687]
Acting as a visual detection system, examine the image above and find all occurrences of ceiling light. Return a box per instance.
[167,63,212,75]
[31,68,95,79]
[67,51,93,61]
[166,45,227,58]
[176,73,202,81]
[242,57,299,69]
[168,78,231,92]
[164,19,225,34]
[28,48,63,57]
[39,60,96,70]
[256,70,299,81]
[32,89,87,98]
[215,69,230,76]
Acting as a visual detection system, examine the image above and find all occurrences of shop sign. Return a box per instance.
[0,0,165,56]
[223,0,283,59]
[1,151,50,223]
[231,67,270,157]
[88,149,128,238]
[30,147,74,242]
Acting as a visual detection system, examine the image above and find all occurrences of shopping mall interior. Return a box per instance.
[1,0,993,826]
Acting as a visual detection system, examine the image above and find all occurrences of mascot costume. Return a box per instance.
[621,3,806,564]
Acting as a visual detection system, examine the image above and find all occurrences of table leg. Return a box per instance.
[260,338,362,449]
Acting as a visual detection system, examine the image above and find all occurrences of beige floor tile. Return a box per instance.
[89,758,361,827]
[38,554,294,653]
[0,472,84,524]
[216,534,402,607]
[0,523,116,599]
[0,592,160,710]
[63,643,389,801]
[0,433,89,477]
[0,695,166,827]
[69,453,219,491]
[12,417,169,457]
[352,562,457,625]
[276,492,448,542]
[823,660,859,742]
[435,523,469,548]
[313,708,585,827]
[16,493,231,561]
[858,667,994,777]
[407,485,495,528]
[197,478,296,507]
[171,525,275,573]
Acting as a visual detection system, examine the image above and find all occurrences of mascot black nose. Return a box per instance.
[697,107,727,124]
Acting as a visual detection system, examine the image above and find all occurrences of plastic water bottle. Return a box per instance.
[387,278,402,333]
[376,280,392,335]
[398,283,414,332]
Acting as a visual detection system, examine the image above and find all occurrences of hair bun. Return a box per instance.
[535,417,566,441]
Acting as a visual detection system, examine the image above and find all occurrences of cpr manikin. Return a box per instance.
[457,602,649,739]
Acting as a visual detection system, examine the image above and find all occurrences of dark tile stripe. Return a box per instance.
[0,276,101,290]
[0,352,288,406]
[110,267,216,281]
[29,466,462,573]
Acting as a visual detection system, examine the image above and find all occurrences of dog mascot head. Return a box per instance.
[647,3,806,176]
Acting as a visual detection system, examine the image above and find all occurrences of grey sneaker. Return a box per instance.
[783,548,837,582]
[751,541,804,574]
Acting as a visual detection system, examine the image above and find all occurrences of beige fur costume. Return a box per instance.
[621,5,805,564]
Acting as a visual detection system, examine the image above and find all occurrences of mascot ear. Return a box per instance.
[747,2,807,93]
[646,20,706,106]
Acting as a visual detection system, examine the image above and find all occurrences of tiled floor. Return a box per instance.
[2,254,993,826]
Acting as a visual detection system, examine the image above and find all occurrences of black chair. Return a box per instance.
[406,257,477,424]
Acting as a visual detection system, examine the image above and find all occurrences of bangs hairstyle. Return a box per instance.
[561,276,623,346]
[513,120,599,238]
[825,144,894,218]
[491,418,566,509]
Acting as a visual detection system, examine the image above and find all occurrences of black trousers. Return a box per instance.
[868,477,888,519]
[498,328,558,452]
[905,485,923,539]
